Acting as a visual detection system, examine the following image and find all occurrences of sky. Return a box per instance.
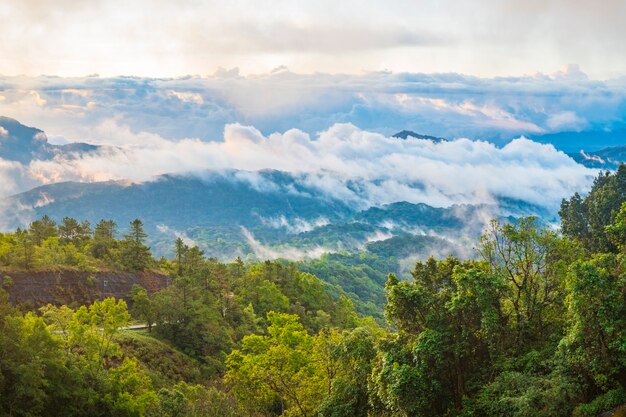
[1,0,626,79]
[0,0,622,220]
[2,67,626,146]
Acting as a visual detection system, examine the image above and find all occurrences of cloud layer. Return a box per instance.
[1,0,626,78]
[1,69,625,147]
[0,120,596,214]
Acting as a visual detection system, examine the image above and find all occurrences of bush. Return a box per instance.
[573,388,626,417]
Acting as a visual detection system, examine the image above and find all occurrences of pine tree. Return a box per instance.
[28,215,57,246]
[120,219,151,271]
[92,219,117,259]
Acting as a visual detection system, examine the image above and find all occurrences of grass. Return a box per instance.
[116,330,209,387]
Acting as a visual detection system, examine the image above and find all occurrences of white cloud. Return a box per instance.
[0,120,594,214]
[257,215,330,234]
[365,230,394,244]
[0,157,38,197]
[34,192,54,208]
[546,111,588,131]
[0,73,609,216]
[1,71,625,147]
[0,127,7,137]
[2,1,626,78]
[167,90,204,105]
[156,224,196,247]
[241,226,329,260]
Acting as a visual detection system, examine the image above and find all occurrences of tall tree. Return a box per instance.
[130,284,155,331]
[28,215,58,246]
[226,312,326,417]
[560,165,626,253]
[92,219,117,259]
[120,219,151,271]
[175,237,187,277]
[58,217,92,245]
[13,228,35,269]
[94,219,117,241]
[479,217,579,348]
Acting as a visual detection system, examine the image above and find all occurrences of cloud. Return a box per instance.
[546,111,588,131]
[1,71,625,146]
[0,157,38,196]
[33,131,47,141]
[257,215,330,234]
[155,224,196,247]
[34,192,54,208]
[365,230,394,244]
[2,0,626,78]
[241,227,329,260]
[0,72,611,217]
[0,119,595,217]
[0,127,7,137]
[167,90,204,105]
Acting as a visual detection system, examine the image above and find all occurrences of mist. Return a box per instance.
[0,120,597,215]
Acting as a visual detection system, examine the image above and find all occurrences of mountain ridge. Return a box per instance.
[0,116,101,163]
[392,130,447,142]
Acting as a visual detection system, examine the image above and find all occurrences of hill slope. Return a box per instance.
[0,116,100,163]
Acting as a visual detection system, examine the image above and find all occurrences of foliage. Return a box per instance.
[226,312,327,416]
[0,217,155,272]
[6,202,626,416]
[560,165,626,253]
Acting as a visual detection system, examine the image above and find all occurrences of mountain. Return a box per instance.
[1,170,507,261]
[392,130,447,142]
[0,117,550,263]
[9,171,351,227]
[568,145,626,169]
[0,116,100,163]
[3,171,353,256]
[530,128,626,153]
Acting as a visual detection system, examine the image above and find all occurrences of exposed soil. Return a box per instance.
[601,404,626,417]
[2,270,169,308]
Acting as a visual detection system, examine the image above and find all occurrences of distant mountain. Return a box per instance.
[0,117,551,262]
[2,171,354,257]
[530,128,626,153]
[0,170,511,260]
[568,145,626,169]
[0,116,100,163]
[392,130,447,142]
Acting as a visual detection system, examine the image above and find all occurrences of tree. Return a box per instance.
[226,312,327,416]
[479,217,579,349]
[120,219,152,271]
[371,259,505,416]
[175,237,187,276]
[41,298,156,416]
[0,309,67,417]
[130,284,155,331]
[58,217,92,245]
[317,327,378,417]
[92,219,117,259]
[94,219,117,241]
[13,228,35,269]
[560,165,626,253]
[28,215,58,246]
[560,255,626,394]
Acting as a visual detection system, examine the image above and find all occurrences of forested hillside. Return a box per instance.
[3,168,626,416]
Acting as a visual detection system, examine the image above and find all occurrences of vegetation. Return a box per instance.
[0,216,153,272]
[4,167,626,415]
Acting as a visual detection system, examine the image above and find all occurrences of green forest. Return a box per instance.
[4,167,626,417]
